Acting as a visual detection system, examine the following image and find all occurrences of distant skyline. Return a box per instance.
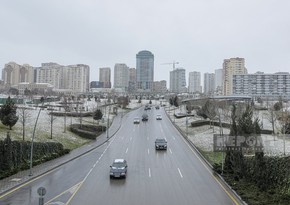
[1,0,289,84]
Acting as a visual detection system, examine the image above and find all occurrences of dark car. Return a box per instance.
[155,138,167,150]
[110,159,128,178]
[142,113,149,121]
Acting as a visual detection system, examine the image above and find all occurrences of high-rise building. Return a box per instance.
[136,50,154,91]
[114,63,129,92]
[66,64,90,93]
[215,69,223,91]
[36,63,62,89]
[99,67,111,88]
[233,72,290,100]
[188,71,202,93]
[170,68,186,93]
[223,57,247,95]
[36,63,90,93]
[128,68,136,93]
[2,62,34,85]
[204,73,215,95]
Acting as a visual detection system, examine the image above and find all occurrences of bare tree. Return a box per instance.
[47,106,57,139]
[17,106,32,141]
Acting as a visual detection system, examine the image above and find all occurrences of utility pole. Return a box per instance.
[29,97,44,176]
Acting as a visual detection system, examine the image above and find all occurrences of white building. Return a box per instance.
[36,63,90,93]
[188,71,202,93]
[214,69,223,95]
[233,72,290,100]
[170,68,186,93]
[204,73,215,95]
[114,63,129,92]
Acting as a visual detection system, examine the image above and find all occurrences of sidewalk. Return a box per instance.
[0,114,122,196]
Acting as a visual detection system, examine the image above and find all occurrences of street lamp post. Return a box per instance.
[106,105,110,139]
[29,98,44,176]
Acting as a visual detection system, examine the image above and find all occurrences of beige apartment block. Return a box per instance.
[222,57,247,95]
[2,62,34,85]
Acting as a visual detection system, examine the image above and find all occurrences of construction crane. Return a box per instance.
[161,61,179,71]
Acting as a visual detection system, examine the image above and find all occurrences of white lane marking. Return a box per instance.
[130,137,132,141]
[169,148,172,154]
[178,168,183,178]
[149,168,151,178]
[172,136,176,140]
[147,137,149,140]
[125,147,129,153]
[148,149,150,155]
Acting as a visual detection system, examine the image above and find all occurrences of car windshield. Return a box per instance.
[156,139,166,143]
[112,162,125,168]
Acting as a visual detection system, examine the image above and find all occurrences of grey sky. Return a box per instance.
[1,0,289,84]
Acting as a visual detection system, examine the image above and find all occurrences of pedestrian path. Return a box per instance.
[0,114,122,196]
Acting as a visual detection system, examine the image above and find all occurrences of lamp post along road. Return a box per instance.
[29,99,44,176]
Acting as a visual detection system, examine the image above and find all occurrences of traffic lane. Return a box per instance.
[137,122,231,205]
[67,121,152,205]
[154,110,236,204]
[0,140,110,205]
[67,111,172,205]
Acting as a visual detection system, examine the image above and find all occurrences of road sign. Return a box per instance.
[37,187,46,196]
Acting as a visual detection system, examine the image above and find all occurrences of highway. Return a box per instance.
[0,106,240,205]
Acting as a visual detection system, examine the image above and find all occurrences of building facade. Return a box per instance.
[2,62,34,86]
[204,73,215,95]
[128,68,136,93]
[153,80,167,93]
[188,71,202,93]
[170,68,186,93]
[223,57,247,95]
[36,63,90,93]
[214,68,223,95]
[99,67,111,88]
[114,63,129,92]
[233,72,290,100]
[136,50,154,91]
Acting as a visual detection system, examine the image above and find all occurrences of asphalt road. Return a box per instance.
[0,105,239,205]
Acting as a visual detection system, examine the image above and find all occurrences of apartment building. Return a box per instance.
[99,67,111,88]
[233,72,290,100]
[170,68,186,93]
[114,63,129,92]
[188,71,202,93]
[204,73,215,95]
[2,62,34,85]
[223,57,247,95]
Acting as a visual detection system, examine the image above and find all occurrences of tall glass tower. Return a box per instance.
[136,50,154,91]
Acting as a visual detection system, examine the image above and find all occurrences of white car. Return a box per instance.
[156,114,162,120]
[133,117,140,124]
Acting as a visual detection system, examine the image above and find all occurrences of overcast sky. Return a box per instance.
[1,0,289,84]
